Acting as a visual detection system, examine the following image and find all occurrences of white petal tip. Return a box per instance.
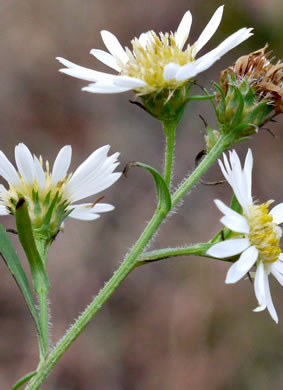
[225,276,235,284]
[253,305,266,312]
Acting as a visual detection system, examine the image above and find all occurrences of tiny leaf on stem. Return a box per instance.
[15,198,50,293]
[123,162,172,213]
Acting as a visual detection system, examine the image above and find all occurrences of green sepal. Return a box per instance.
[213,83,226,122]
[0,225,41,336]
[15,198,50,294]
[11,371,37,390]
[247,100,273,126]
[125,162,172,214]
[186,94,215,101]
[42,192,60,228]
[230,87,244,129]
[140,82,194,124]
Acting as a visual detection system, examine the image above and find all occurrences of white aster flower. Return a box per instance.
[207,149,283,323]
[56,5,253,96]
[0,143,121,237]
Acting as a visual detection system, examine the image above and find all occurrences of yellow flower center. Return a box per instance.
[247,201,282,264]
[1,159,72,223]
[119,31,194,95]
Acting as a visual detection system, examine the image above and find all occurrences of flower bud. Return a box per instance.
[215,45,283,138]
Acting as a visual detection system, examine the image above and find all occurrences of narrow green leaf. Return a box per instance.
[137,162,172,213]
[0,225,41,336]
[15,198,50,293]
[124,162,171,213]
[11,370,37,390]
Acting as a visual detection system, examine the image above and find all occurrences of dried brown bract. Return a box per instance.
[221,45,283,113]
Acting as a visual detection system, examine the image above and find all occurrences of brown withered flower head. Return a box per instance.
[220,45,283,113]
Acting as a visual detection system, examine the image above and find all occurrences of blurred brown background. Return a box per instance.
[0,0,282,389]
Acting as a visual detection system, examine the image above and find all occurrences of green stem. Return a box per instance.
[25,133,231,389]
[38,288,49,359]
[172,134,230,207]
[25,209,166,389]
[163,122,176,188]
[35,241,50,360]
[139,244,234,264]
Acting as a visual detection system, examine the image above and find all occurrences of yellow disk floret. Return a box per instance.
[1,159,72,227]
[247,201,282,264]
[120,31,194,95]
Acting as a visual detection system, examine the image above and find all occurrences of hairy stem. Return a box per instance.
[139,244,234,264]
[25,209,166,389]
[163,122,176,188]
[172,134,230,207]
[25,133,230,389]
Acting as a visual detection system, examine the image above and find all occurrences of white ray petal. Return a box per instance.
[69,145,110,183]
[57,57,117,82]
[193,5,224,54]
[68,209,100,221]
[15,143,35,184]
[163,63,181,81]
[207,238,250,258]
[225,246,258,283]
[176,27,253,81]
[91,203,115,213]
[254,274,278,324]
[68,202,114,214]
[90,49,121,71]
[218,158,231,184]
[113,75,147,88]
[214,199,249,233]
[271,264,283,286]
[254,262,266,308]
[70,173,121,202]
[194,28,253,72]
[272,259,283,272]
[66,146,120,202]
[52,146,72,185]
[0,205,9,215]
[269,203,283,225]
[101,30,129,65]
[82,82,134,94]
[243,148,253,205]
[175,61,198,81]
[0,151,21,186]
[175,10,192,49]
[138,33,150,48]
[262,274,278,323]
[33,156,46,190]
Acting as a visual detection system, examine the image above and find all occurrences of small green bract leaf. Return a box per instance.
[15,198,50,294]
[0,225,41,336]
[11,370,37,390]
[124,162,172,213]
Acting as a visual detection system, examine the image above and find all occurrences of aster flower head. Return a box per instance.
[207,149,283,323]
[57,6,252,120]
[0,143,121,243]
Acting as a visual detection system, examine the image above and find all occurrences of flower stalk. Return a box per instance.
[163,121,176,187]
[24,128,235,389]
[139,243,234,264]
